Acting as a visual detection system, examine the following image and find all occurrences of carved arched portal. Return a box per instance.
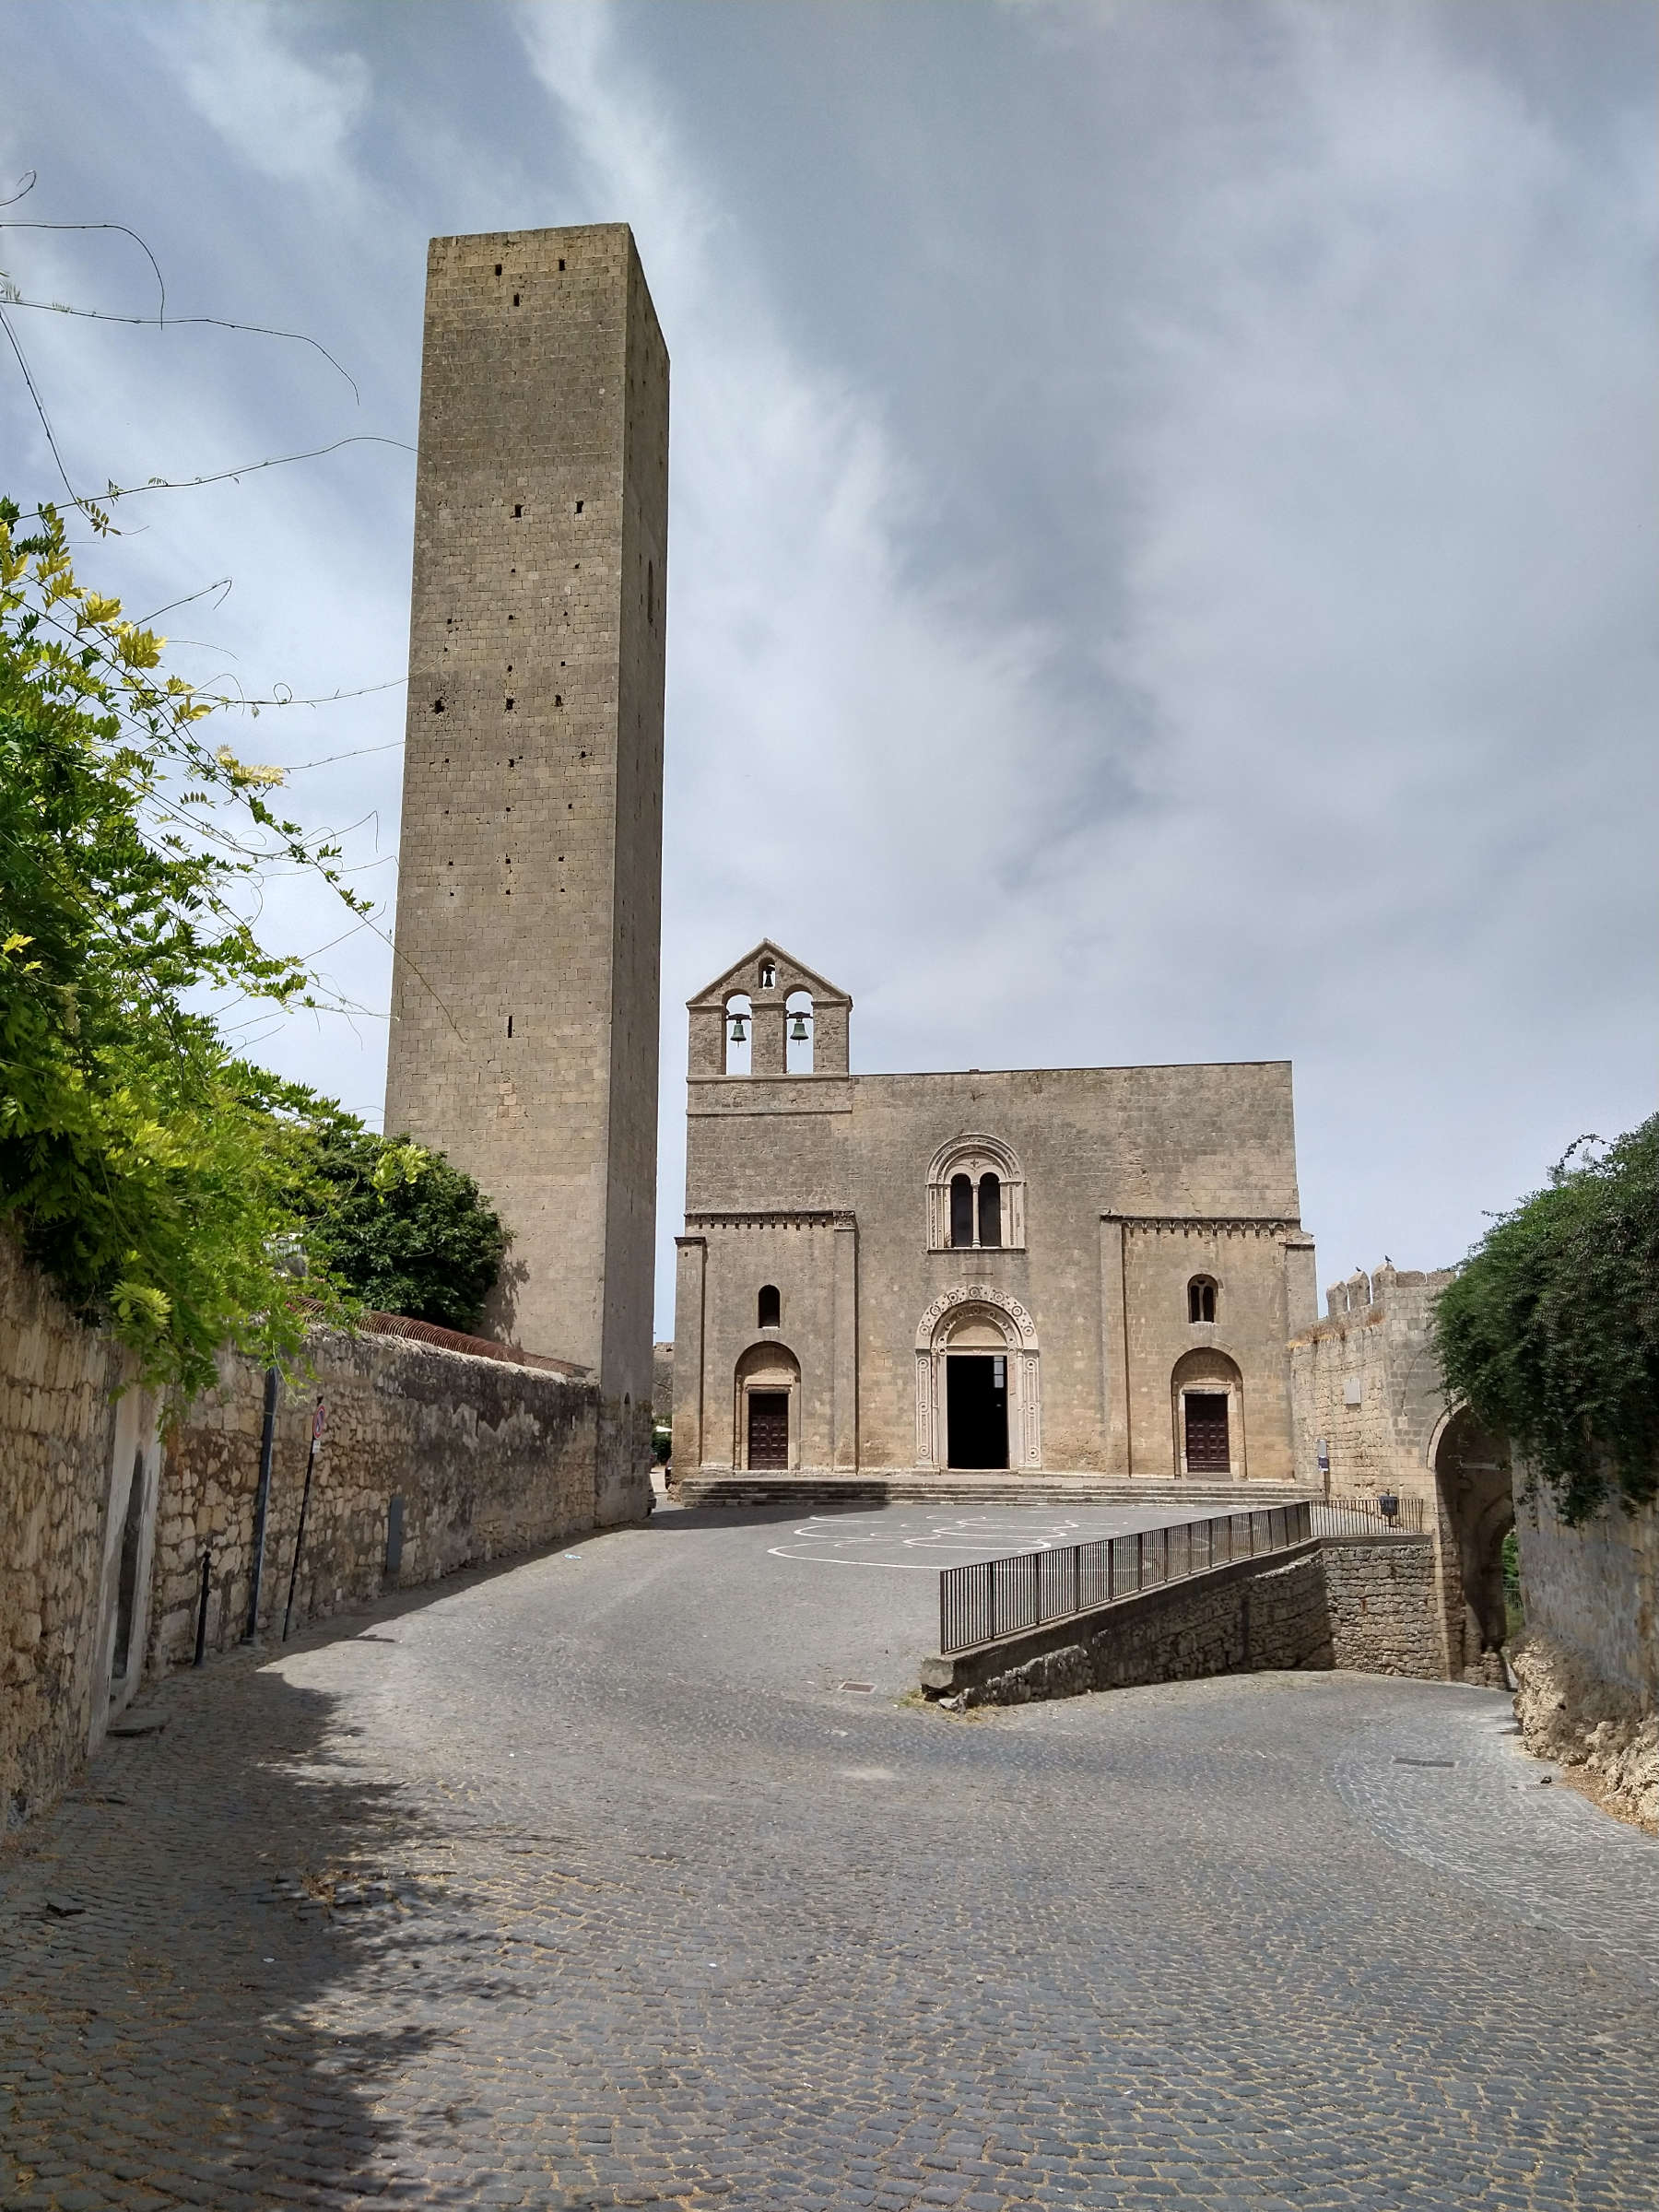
[914,1288,1041,1471]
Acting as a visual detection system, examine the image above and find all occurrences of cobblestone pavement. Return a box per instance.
[4,1502,1656,2211]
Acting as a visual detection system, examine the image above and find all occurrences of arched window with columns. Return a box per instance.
[927,1135,1026,1252]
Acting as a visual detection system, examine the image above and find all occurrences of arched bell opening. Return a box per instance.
[785,991,814,1075]
[723,993,752,1077]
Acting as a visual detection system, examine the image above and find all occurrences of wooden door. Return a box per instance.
[747,1390,791,1470]
[1183,1391,1230,1474]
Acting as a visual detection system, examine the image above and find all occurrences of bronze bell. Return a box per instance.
[789,1010,809,1042]
[728,1012,747,1043]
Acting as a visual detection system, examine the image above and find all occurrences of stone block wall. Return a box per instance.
[923,1535,1441,1707]
[3,1231,648,1826]
[1322,1537,1442,1678]
[1288,1263,1512,1683]
[0,1235,156,1828]
[1511,1476,1657,1830]
[149,1324,641,1669]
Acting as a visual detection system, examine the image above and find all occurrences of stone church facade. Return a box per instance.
[673,943,1319,1481]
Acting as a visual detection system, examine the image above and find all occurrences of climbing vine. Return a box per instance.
[1435,1116,1659,1523]
[0,501,503,1390]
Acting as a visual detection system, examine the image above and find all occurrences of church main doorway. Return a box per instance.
[947,1354,1008,1469]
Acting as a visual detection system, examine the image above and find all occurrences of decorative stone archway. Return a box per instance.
[914,1286,1041,1470]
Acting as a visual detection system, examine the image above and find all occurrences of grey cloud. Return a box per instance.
[1,0,1652,1336]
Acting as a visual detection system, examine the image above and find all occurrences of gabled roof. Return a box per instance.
[687,939,852,1009]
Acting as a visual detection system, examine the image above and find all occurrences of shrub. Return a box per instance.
[1435,1117,1659,1523]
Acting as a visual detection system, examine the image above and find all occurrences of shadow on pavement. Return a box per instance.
[0,1636,479,2207]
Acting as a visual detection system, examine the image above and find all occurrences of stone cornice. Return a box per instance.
[1106,1215,1306,1237]
[685,1209,855,1230]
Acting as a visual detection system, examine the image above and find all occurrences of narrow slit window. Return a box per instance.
[758,1285,781,1329]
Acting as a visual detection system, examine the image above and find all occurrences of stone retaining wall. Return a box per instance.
[149,1326,645,1670]
[0,1235,157,1828]
[2,1232,650,1828]
[1323,1538,1443,1678]
[922,1535,1440,1707]
[1511,1477,1657,1830]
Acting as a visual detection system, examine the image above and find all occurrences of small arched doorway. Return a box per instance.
[735,1340,801,1471]
[1430,1405,1512,1683]
[1171,1347,1245,1478]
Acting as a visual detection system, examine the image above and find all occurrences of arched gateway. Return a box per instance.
[914,1288,1041,1471]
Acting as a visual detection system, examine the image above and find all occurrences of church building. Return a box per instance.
[672,943,1320,1482]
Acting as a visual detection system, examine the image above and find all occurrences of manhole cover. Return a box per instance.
[837,1681,876,1694]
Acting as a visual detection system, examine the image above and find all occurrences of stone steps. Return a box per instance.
[668,1471,1316,1512]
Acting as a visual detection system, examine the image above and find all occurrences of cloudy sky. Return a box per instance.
[4,0,1654,1335]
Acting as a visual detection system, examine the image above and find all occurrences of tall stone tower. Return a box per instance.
[385,225,667,1430]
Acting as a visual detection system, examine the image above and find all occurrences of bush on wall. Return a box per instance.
[1435,1115,1659,1524]
[0,501,506,1389]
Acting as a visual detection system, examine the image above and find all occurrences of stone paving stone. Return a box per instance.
[2,1509,1657,2209]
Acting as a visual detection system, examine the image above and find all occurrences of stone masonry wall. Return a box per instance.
[1510,1475,1658,1830]
[3,1220,645,1827]
[1322,1537,1442,1678]
[1288,1264,1512,1684]
[148,1324,633,1670]
[0,1235,147,1828]
[924,1536,1441,1708]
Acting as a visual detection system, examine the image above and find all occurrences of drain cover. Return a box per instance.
[1394,1756,1455,1768]
[838,1681,876,1694]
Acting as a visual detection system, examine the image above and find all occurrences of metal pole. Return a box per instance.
[281,1400,325,1641]
[194,1548,212,1667]
[244,1365,280,1641]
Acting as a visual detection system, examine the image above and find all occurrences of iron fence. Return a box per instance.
[1312,1491,1426,1536]
[936,1490,1429,1654]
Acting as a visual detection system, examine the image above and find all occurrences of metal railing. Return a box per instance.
[936,1491,1427,1655]
[1313,1491,1427,1536]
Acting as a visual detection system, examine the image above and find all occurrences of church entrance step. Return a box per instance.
[669,1471,1316,1512]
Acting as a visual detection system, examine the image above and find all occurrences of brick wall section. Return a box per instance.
[0,1235,153,1828]
[148,1324,641,1670]
[922,1536,1440,1707]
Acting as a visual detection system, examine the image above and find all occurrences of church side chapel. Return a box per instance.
[672,943,1320,1481]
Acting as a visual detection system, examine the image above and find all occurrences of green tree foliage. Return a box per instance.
[291,1104,507,1333]
[1435,1117,1659,1523]
[0,500,506,1389]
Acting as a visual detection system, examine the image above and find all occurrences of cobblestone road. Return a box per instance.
[4,1502,1656,2210]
